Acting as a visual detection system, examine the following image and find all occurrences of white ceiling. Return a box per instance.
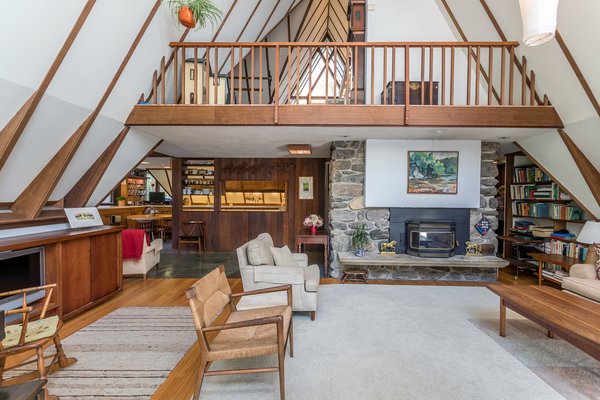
[139,125,547,158]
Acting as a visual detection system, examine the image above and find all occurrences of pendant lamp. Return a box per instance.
[519,0,559,46]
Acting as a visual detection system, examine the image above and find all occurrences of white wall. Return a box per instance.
[365,139,481,208]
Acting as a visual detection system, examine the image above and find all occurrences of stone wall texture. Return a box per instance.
[328,141,500,280]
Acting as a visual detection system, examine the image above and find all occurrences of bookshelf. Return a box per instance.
[501,153,590,281]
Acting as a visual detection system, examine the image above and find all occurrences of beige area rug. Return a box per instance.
[30,307,195,399]
[471,318,600,400]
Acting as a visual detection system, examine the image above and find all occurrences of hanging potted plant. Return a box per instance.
[351,223,370,257]
[166,0,223,30]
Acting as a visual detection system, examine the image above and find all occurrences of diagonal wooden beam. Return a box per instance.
[10,0,161,219]
[0,0,96,171]
[218,0,263,73]
[558,128,600,207]
[555,31,600,118]
[63,127,129,207]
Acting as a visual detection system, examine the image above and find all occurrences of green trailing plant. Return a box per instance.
[166,0,223,30]
[116,196,127,201]
[351,223,370,250]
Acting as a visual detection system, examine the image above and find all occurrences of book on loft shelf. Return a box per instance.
[513,166,550,183]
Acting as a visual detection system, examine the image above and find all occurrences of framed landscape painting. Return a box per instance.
[407,151,459,194]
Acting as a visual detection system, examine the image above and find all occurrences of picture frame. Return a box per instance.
[64,207,104,229]
[299,176,314,200]
[407,151,459,194]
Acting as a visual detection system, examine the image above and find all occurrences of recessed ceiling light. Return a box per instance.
[497,136,510,140]
[339,135,350,138]
[432,129,446,135]
[141,161,150,164]
[288,144,312,155]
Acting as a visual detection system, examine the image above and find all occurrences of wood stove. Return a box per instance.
[406,220,456,258]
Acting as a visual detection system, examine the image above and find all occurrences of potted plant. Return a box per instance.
[165,0,223,30]
[352,223,370,257]
[116,196,127,207]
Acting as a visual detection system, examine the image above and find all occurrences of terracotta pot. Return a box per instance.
[117,200,126,207]
[309,226,317,235]
[178,6,196,28]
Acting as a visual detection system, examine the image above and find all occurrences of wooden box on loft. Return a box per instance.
[184,58,230,105]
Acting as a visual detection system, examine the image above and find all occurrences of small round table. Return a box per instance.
[341,269,369,284]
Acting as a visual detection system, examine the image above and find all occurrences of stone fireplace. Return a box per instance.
[327,141,500,281]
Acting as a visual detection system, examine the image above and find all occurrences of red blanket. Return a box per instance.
[122,229,150,260]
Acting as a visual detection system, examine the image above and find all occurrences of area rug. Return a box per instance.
[39,307,195,399]
[197,285,598,400]
[471,318,600,400]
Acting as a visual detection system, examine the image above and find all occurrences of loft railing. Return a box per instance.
[143,41,549,109]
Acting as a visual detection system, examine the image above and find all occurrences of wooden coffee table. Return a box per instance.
[487,284,600,361]
[341,269,369,284]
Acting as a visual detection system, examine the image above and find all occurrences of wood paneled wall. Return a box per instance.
[173,157,327,251]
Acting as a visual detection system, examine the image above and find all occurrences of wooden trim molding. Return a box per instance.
[9,0,162,219]
[0,0,96,171]
[555,31,600,118]
[558,128,600,207]
[63,127,130,207]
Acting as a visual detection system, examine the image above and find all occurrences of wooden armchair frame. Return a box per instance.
[186,266,294,400]
[0,284,76,399]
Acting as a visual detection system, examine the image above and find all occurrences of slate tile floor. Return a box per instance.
[146,242,325,279]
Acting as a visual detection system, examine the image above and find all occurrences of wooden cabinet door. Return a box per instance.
[91,232,121,301]
[61,239,92,316]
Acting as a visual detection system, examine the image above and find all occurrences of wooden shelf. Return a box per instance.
[512,215,586,223]
[511,180,553,185]
[512,199,570,203]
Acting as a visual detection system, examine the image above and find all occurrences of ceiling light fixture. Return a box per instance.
[519,0,559,46]
[288,144,312,155]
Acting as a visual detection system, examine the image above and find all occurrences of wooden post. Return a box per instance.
[274,45,280,123]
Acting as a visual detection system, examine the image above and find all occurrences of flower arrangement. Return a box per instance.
[303,214,324,228]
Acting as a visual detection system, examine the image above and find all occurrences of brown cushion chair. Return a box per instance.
[186,265,293,400]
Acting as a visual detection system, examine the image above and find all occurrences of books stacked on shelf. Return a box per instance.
[511,220,535,236]
[510,183,560,200]
[550,204,581,220]
[531,226,554,237]
[512,201,549,218]
[549,230,577,240]
[541,268,568,282]
[548,239,588,261]
[513,166,549,183]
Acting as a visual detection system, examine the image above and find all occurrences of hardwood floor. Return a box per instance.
[7,265,550,399]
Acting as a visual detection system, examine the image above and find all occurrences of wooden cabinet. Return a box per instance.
[0,226,123,320]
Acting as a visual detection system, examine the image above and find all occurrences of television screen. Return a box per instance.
[149,191,165,204]
[0,247,45,308]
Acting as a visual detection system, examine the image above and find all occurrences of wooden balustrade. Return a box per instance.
[142,41,550,110]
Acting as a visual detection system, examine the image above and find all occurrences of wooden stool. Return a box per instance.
[341,269,369,284]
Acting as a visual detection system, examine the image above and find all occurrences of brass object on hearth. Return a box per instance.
[465,241,482,256]
[380,240,397,255]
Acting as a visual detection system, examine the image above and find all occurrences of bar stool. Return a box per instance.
[179,220,205,255]
[155,218,172,241]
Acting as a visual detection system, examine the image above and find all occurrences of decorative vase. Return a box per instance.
[355,248,365,257]
[178,6,196,28]
[309,226,317,235]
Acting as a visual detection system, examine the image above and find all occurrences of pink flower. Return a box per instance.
[303,214,324,227]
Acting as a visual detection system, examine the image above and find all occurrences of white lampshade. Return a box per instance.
[577,221,600,244]
[519,0,559,46]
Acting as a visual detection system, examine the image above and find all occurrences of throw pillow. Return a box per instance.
[247,239,273,266]
[270,245,298,267]
[594,243,600,280]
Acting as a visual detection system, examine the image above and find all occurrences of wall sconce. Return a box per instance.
[288,144,312,155]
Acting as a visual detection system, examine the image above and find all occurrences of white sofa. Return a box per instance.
[123,234,163,280]
[236,233,320,320]
[562,263,600,304]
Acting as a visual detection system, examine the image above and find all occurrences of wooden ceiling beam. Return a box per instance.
[555,31,600,118]
[558,128,600,207]
[63,127,129,207]
[0,0,96,171]
[10,0,162,219]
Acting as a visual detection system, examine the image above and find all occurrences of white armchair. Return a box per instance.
[562,263,600,303]
[236,233,320,320]
[123,233,163,280]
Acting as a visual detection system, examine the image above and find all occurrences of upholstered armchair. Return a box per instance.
[236,233,320,320]
[562,264,600,303]
[122,231,163,280]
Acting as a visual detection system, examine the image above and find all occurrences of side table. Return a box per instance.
[296,234,329,276]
